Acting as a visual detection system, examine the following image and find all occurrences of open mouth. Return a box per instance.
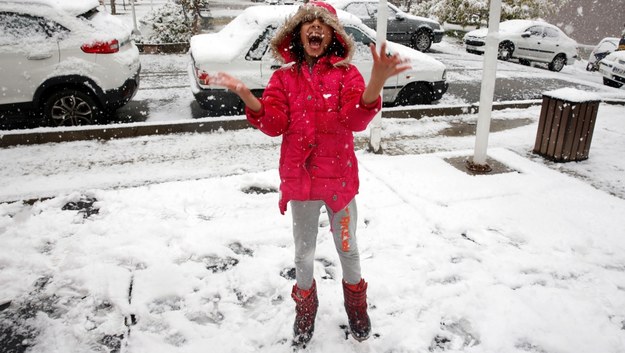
[307,32,324,50]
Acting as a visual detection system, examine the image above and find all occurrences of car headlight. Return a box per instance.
[442,69,447,80]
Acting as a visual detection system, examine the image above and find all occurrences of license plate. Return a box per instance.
[614,67,625,75]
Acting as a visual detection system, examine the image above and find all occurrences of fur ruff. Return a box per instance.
[270,4,355,67]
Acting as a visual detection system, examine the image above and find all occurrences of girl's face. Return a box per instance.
[300,18,333,62]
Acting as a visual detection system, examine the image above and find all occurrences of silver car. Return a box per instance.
[464,20,579,72]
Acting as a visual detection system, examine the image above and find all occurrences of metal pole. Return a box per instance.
[369,0,388,154]
[469,0,502,171]
[130,0,140,36]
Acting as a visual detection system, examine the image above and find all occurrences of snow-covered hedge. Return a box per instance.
[412,0,570,27]
[135,0,209,44]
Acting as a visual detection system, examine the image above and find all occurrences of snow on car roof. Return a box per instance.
[327,0,439,26]
[0,0,129,41]
[191,5,297,64]
[0,0,100,17]
[606,50,625,60]
[498,19,550,33]
[191,4,445,71]
[192,5,371,64]
[466,19,559,38]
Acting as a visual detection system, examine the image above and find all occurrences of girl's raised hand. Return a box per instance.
[361,41,411,105]
[369,41,411,81]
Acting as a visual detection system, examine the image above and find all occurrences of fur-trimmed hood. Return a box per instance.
[270,2,355,67]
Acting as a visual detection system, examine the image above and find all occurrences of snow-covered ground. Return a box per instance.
[1,2,625,353]
[2,99,625,353]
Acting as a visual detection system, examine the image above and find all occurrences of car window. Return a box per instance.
[363,3,396,20]
[344,25,374,58]
[0,12,69,46]
[246,25,277,61]
[384,4,398,19]
[0,12,47,45]
[77,7,100,21]
[344,3,370,20]
[527,26,542,37]
[543,27,559,39]
[597,40,617,52]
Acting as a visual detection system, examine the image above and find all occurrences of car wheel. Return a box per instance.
[395,82,432,106]
[413,30,432,52]
[548,54,566,72]
[603,77,623,88]
[43,88,102,126]
[586,62,596,71]
[497,42,514,61]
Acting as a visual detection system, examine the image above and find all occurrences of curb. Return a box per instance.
[3,100,623,148]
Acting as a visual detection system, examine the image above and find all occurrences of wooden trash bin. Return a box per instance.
[533,88,601,162]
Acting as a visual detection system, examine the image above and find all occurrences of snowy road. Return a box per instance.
[109,37,624,125]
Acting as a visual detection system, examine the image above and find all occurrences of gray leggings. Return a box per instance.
[291,198,361,290]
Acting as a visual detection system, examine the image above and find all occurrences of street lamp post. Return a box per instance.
[130,0,141,36]
[368,0,388,154]
[468,0,502,172]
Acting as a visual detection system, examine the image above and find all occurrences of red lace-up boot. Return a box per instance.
[343,278,371,341]
[291,279,318,345]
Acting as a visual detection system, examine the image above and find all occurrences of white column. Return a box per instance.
[130,0,140,35]
[471,0,502,166]
[369,0,388,154]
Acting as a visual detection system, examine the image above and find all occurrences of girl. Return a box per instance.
[201,1,409,344]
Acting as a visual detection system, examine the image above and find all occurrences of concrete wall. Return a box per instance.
[545,0,624,46]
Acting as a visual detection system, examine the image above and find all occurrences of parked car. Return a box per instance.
[0,0,141,127]
[327,0,444,52]
[188,5,448,116]
[586,37,619,71]
[599,50,625,88]
[463,19,579,72]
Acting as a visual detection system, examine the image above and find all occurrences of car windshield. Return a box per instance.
[78,7,100,21]
[595,39,617,52]
[344,25,375,58]
[246,25,277,60]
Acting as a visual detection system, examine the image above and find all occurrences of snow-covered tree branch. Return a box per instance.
[412,0,570,27]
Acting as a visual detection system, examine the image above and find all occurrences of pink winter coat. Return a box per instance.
[245,3,382,214]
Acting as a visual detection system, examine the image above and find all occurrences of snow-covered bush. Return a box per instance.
[135,0,209,44]
[412,0,570,27]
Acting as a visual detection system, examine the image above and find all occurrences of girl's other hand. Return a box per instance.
[199,71,247,94]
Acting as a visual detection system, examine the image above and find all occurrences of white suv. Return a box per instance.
[0,0,141,127]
